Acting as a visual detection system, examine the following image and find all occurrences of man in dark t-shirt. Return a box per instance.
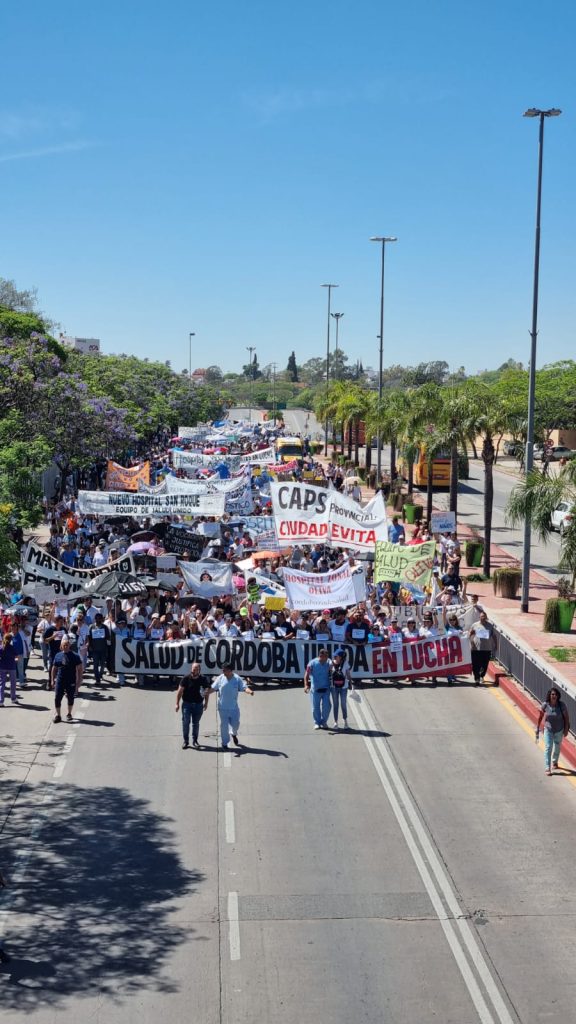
[51,637,82,723]
[43,616,68,684]
[175,663,209,749]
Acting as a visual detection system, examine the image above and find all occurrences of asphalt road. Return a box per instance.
[226,407,324,440]
[3,655,576,1023]
[419,459,562,581]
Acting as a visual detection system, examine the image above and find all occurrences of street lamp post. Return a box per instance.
[246,346,255,423]
[331,312,344,380]
[520,107,561,615]
[321,283,338,455]
[369,236,397,485]
[189,332,195,381]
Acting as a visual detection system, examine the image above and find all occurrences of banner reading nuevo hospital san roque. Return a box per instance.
[77,490,225,517]
[116,635,472,680]
[270,483,388,552]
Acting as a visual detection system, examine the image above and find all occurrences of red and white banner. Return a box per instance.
[270,483,388,551]
[282,562,362,610]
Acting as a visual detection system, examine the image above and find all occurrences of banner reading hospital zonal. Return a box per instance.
[270,483,388,552]
[116,634,472,681]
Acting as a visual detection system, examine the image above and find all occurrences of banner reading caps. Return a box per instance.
[270,483,388,552]
[116,634,472,681]
[105,461,150,491]
[282,563,360,610]
[374,540,436,587]
[21,543,136,599]
[77,490,225,518]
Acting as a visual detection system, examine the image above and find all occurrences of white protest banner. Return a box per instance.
[178,426,209,440]
[171,450,242,473]
[116,634,472,681]
[156,554,177,569]
[282,563,358,610]
[178,560,235,597]
[270,483,388,552]
[374,540,436,587]
[21,543,136,599]
[77,490,225,518]
[239,446,275,464]
[430,510,456,534]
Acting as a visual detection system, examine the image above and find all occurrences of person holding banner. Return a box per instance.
[304,649,332,730]
[331,649,352,729]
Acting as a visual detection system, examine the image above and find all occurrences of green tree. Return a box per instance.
[506,463,576,587]
[286,351,299,382]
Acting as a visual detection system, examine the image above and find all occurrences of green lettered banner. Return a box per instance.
[374,540,436,587]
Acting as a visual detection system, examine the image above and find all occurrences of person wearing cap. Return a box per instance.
[147,614,166,641]
[443,608,464,683]
[92,539,109,568]
[328,608,349,644]
[202,615,219,639]
[304,649,333,730]
[205,663,254,750]
[87,613,111,685]
[331,649,352,729]
[418,610,440,685]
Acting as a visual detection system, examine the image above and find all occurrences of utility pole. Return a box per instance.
[246,346,255,423]
[271,362,277,423]
[189,332,195,382]
[321,283,338,455]
[331,312,344,380]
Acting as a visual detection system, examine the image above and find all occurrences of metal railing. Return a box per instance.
[492,624,576,735]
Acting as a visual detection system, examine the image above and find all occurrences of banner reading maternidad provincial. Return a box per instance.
[77,490,225,518]
[373,540,436,587]
[270,483,388,552]
[21,542,136,598]
[282,563,361,610]
[115,634,472,681]
[105,461,150,492]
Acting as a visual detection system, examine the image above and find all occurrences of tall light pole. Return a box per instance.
[271,362,277,423]
[331,312,344,380]
[321,283,338,455]
[188,332,195,382]
[246,346,255,423]
[370,236,397,485]
[520,107,561,614]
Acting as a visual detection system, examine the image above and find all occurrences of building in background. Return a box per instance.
[60,335,101,355]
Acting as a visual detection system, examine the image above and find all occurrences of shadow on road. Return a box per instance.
[0,780,204,1011]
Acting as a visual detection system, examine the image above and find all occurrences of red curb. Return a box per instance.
[486,662,576,772]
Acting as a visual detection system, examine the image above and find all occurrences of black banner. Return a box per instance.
[163,526,206,560]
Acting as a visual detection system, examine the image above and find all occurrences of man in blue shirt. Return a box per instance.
[304,649,333,730]
[206,663,254,750]
[387,516,405,544]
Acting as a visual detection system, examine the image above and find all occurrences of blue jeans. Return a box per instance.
[311,688,331,726]
[182,701,204,744]
[544,729,564,769]
[218,705,240,747]
[91,648,107,683]
[331,687,348,722]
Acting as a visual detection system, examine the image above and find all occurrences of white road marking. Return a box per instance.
[227,891,241,961]
[225,801,236,844]
[63,734,76,754]
[223,752,232,769]
[53,757,67,779]
[349,697,515,1024]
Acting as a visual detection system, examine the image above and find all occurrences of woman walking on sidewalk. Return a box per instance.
[536,687,570,775]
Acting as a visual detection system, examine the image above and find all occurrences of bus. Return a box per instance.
[275,436,304,462]
[397,447,451,488]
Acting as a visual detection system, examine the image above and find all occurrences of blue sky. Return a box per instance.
[2,0,574,377]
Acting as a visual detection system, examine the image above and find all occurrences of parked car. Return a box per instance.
[503,440,522,457]
[551,502,574,535]
[537,445,576,462]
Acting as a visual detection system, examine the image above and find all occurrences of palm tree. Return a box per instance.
[463,380,510,577]
[438,389,478,519]
[506,461,576,587]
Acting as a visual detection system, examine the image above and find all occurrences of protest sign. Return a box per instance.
[156,554,177,569]
[178,560,235,598]
[264,595,286,611]
[374,540,436,587]
[430,511,456,534]
[106,461,150,491]
[178,426,209,440]
[282,563,358,610]
[77,490,225,518]
[270,483,388,552]
[239,446,275,464]
[116,634,472,681]
[172,450,242,473]
[163,526,206,560]
[21,543,136,599]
